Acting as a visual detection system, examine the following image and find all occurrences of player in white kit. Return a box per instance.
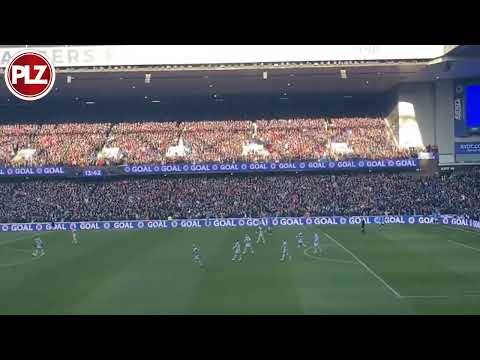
[256,226,265,244]
[32,237,45,257]
[281,240,291,261]
[296,232,306,248]
[72,229,79,244]
[313,233,322,254]
[192,244,203,267]
[243,234,254,254]
[232,240,242,262]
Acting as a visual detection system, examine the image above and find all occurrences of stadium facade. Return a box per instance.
[0,45,480,225]
[1,45,479,168]
[3,45,480,315]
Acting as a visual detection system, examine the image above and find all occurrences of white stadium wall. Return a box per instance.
[397,80,457,165]
[434,80,455,164]
[397,83,435,148]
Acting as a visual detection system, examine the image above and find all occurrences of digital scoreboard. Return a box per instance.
[454,81,480,137]
[465,85,480,132]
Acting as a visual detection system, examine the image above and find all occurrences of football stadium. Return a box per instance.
[1,45,480,314]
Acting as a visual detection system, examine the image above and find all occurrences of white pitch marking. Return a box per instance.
[400,295,449,299]
[448,239,480,253]
[322,231,402,298]
[442,225,480,236]
[402,294,480,299]
[303,247,358,265]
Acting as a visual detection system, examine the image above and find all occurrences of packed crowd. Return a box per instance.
[1,123,111,167]
[182,121,252,163]
[0,124,37,165]
[106,122,178,165]
[31,123,111,167]
[0,117,420,167]
[0,169,478,223]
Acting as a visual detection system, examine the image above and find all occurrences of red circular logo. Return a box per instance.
[4,50,56,101]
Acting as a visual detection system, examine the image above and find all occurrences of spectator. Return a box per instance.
[0,168,479,223]
[0,117,418,167]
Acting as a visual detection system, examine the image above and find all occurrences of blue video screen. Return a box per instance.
[466,85,480,129]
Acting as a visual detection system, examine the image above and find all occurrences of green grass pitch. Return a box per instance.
[1,224,480,314]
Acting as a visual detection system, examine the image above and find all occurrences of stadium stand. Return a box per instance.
[106,121,179,165]
[1,168,478,223]
[0,117,422,167]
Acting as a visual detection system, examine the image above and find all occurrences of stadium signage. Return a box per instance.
[0,48,100,68]
[0,159,419,178]
[0,216,444,232]
[454,98,463,121]
[455,142,480,154]
[0,166,65,176]
[0,46,445,68]
[121,159,419,175]
[442,216,480,230]
[82,169,104,177]
[4,216,478,234]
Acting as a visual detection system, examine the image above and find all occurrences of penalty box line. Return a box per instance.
[323,232,480,300]
[441,225,480,236]
[321,231,402,298]
[447,239,480,253]
[303,247,358,265]
[400,294,480,299]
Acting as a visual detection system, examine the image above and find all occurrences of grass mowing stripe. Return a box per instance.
[3,225,480,314]
[0,253,44,268]
[322,231,402,298]
[4,246,32,254]
[0,232,51,248]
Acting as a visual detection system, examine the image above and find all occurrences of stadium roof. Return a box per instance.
[0,45,479,103]
[444,45,480,57]
[0,45,448,69]
[0,63,428,100]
